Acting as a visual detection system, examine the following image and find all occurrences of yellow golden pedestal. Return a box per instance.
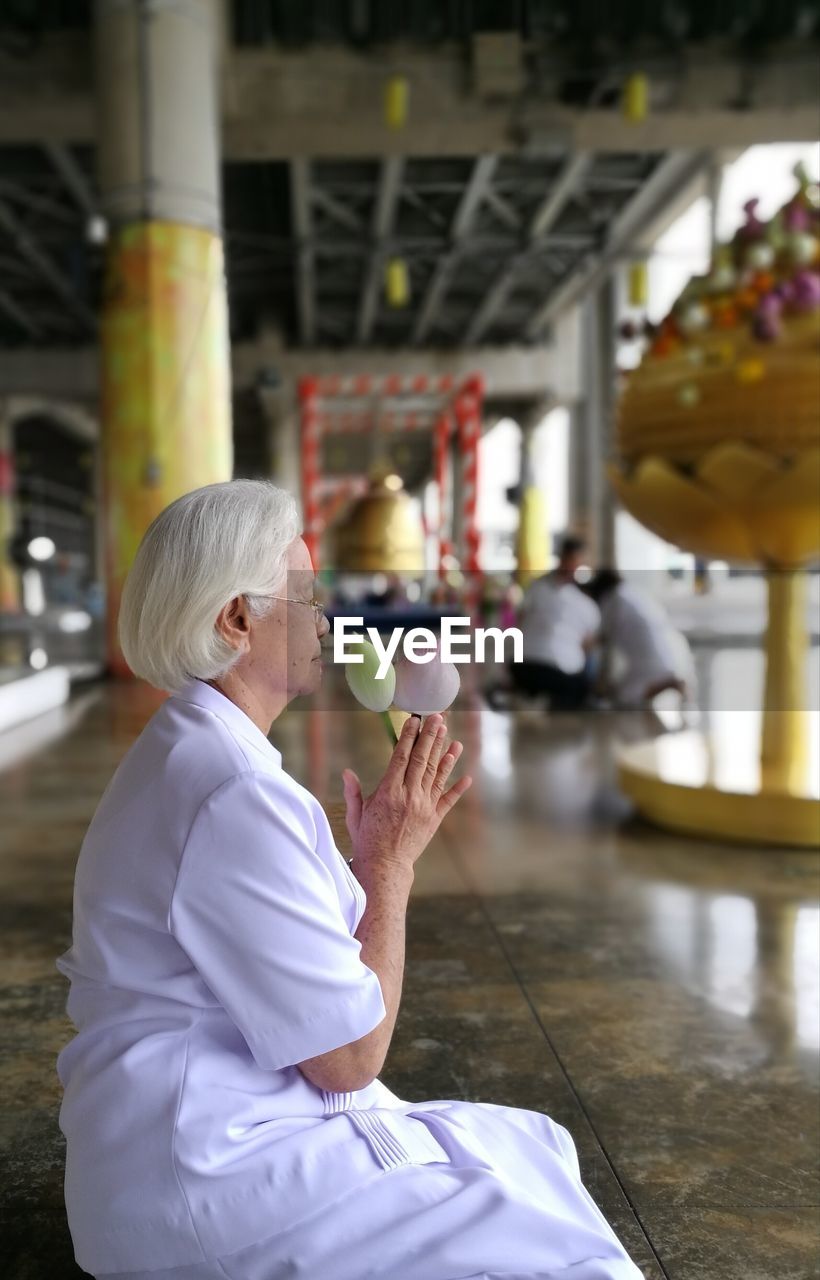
[611,308,820,848]
[616,570,820,849]
[618,713,820,848]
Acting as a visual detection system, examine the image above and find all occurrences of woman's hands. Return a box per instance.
[299,716,471,1092]
[342,714,471,879]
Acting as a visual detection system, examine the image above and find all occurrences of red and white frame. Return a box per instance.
[297,372,485,581]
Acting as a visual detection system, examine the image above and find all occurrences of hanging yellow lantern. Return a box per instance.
[385,257,410,308]
[623,72,649,123]
[385,75,409,130]
[628,261,648,307]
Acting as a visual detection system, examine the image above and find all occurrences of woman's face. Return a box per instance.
[244,538,329,703]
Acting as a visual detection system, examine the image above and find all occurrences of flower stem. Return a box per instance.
[381,709,398,746]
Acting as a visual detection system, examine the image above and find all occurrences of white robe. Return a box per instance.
[601,583,692,706]
[520,577,601,674]
[57,679,642,1280]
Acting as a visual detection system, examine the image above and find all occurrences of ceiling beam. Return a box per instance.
[0,289,42,340]
[0,325,583,406]
[525,149,713,339]
[356,157,404,344]
[400,187,448,230]
[465,153,591,346]
[450,155,498,239]
[412,154,498,345]
[311,188,364,232]
[0,199,95,332]
[484,188,522,231]
[3,38,819,153]
[289,159,315,345]
[463,266,522,346]
[528,154,591,239]
[0,180,79,226]
[42,142,97,217]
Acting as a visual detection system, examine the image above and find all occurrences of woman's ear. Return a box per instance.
[215,595,252,651]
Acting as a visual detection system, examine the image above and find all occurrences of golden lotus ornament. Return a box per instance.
[610,311,820,847]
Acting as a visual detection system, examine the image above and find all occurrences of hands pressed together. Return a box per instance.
[342,714,472,878]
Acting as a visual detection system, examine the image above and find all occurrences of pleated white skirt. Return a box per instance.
[97,1101,643,1280]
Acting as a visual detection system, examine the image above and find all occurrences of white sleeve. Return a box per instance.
[170,772,386,1070]
[584,595,601,633]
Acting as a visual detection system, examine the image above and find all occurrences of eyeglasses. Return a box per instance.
[268,596,324,620]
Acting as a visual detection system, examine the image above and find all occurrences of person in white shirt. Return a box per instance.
[513,535,601,711]
[586,568,692,707]
[56,481,642,1280]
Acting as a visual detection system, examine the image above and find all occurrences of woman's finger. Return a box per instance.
[422,723,448,790]
[404,714,443,789]
[436,773,472,818]
[431,739,462,798]
[385,715,421,783]
[342,769,363,837]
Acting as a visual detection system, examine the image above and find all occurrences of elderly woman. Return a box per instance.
[57,481,641,1280]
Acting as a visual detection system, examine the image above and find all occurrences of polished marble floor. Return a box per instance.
[1,678,818,1279]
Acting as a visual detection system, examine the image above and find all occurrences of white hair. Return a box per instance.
[119,479,301,693]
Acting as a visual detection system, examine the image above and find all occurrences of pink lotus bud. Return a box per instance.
[784,201,810,233]
[392,645,460,714]
[792,269,820,311]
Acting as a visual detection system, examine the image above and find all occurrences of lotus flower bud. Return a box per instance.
[792,269,820,311]
[677,302,710,335]
[344,636,396,712]
[708,262,736,293]
[744,241,775,272]
[393,646,460,715]
[752,292,783,342]
[678,383,700,407]
[787,231,816,265]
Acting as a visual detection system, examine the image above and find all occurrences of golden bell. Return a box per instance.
[333,473,424,573]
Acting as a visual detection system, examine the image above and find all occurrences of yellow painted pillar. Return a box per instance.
[761,570,810,794]
[0,417,19,615]
[100,223,231,670]
[515,488,549,585]
[515,420,549,585]
[95,1,232,675]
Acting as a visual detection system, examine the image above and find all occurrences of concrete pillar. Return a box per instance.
[95,0,232,674]
[570,280,616,563]
[261,387,302,500]
[567,400,592,547]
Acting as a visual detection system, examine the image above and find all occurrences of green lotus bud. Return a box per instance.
[344,635,396,712]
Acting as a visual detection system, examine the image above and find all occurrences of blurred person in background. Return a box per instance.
[586,568,693,708]
[510,534,601,711]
